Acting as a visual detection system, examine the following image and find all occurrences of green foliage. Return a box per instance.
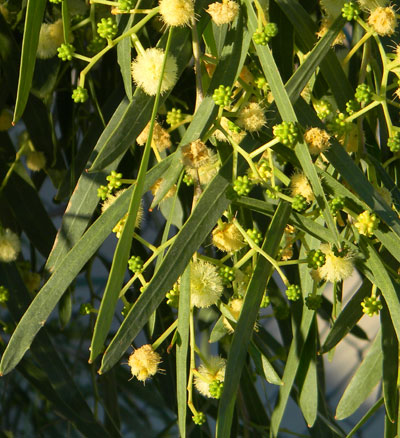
[1,0,400,436]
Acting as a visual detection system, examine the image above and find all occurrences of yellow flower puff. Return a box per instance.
[304,127,331,155]
[290,172,315,203]
[212,222,246,253]
[190,259,223,308]
[368,6,397,36]
[181,139,213,168]
[37,19,64,59]
[131,48,178,96]
[194,356,226,398]
[0,229,21,263]
[128,344,161,382]
[237,102,266,133]
[136,121,172,152]
[206,0,239,25]
[318,244,355,283]
[159,0,194,27]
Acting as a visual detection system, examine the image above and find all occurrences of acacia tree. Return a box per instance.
[1,0,400,436]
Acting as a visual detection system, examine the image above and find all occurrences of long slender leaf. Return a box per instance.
[216,201,291,438]
[381,298,398,423]
[176,265,190,437]
[0,159,171,375]
[335,331,382,420]
[13,0,46,122]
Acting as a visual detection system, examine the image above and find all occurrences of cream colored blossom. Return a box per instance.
[237,102,266,133]
[0,229,21,263]
[131,48,178,96]
[137,121,172,152]
[223,298,243,333]
[368,6,397,36]
[190,259,223,308]
[37,19,64,59]
[304,127,331,155]
[214,116,246,144]
[128,344,161,382]
[182,140,213,168]
[159,0,194,26]
[150,178,177,199]
[290,172,315,203]
[318,244,355,283]
[206,0,239,25]
[194,356,226,397]
[212,222,246,252]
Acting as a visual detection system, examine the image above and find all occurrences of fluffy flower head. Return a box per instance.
[190,259,223,308]
[37,19,64,59]
[212,222,246,252]
[368,6,397,36]
[290,172,314,203]
[318,244,355,283]
[128,344,161,382]
[0,229,21,263]
[159,0,195,27]
[182,140,213,168]
[194,356,226,398]
[214,116,246,144]
[304,127,331,155]
[131,48,178,96]
[206,0,239,25]
[137,121,172,152]
[237,102,266,133]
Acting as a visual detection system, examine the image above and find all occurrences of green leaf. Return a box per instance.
[0,264,118,438]
[336,331,382,420]
[179,9,252,145]
[0,159,170,375]
[381,298,399,423]
[270,299,316,436]
[117,13,134,100]
[176,265,190,438]
[346,397,384,438]
[249,341,282,386]
[89,26,192,172]
[320,281,371,354]
[216,201,291,438]
[360,237,400,342]
[209,316,228,343]
[99,153,237,374]
[13,0,47,123]
[298,318,318,428]
[275,0,353,108]
[58,288,72,329]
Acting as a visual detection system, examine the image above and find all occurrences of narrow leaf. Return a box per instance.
[13,0,47,122]
[336,331,382,420]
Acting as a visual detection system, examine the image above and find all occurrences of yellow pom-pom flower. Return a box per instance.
[212,222,246,253]
[368,6,397,36]
[0,229,21,263]
[206,0,239,25]
[137,121,172,152]
[194,356,226,398]
[37,19,65,59]
[304,127,331,155]
[354,210,379,237]
[318,244,355,283]
[190,259,223,308]
[236,102,266,133]
[159,0,194,27]
[290,172,315,203]
[128,344,161,382]
[131,48,178,96]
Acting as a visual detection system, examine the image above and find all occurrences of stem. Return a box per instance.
[187,308,197,415]
[191,18,204,111]
[152,319,178,350]
[232,219,289,286]
[342,31,373,66]
[79,7,160,87]
[345,99,380,123]
[249,137,280,159]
